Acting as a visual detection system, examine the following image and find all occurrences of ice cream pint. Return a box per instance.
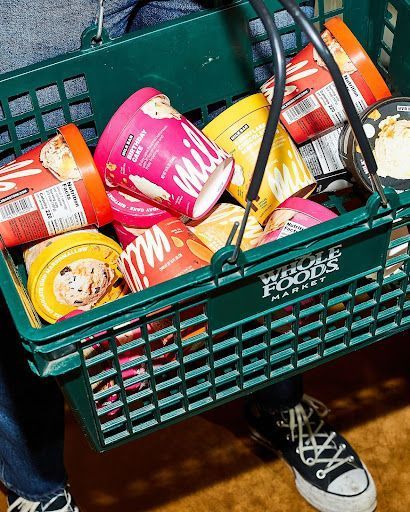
[118,217,213,293]
[352,97,410,193]
[113,222,147,248]
[189,203,263,252]
[203,94,316,225]
[107,188,172,227]
[258,197,337,246]
[261,17,391,144]
[26,231,126,323]
[94,87,234,220]
[298,126,353,194]
[0,124,112,248]
[107,187,172,247]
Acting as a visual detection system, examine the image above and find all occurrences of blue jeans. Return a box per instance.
[0,0,312,501]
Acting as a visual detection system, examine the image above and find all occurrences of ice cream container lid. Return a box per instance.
[353,97,410,192]
[58,124,113,227]
[94,87,164,175]
[274,198,338,223]
[107,187,172,227]
[325,18,391,102]
[338,123,355,171]
[203,93,268,141]
[24,228,99,274]
[27,231,126,323]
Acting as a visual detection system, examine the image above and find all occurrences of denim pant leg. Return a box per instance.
[0,296,66,502]
[253,375,304,411]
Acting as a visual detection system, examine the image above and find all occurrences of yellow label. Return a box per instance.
[203,94,316,224]
[190,203,263,252]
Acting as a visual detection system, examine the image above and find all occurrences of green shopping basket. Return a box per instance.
[1,0,410,452]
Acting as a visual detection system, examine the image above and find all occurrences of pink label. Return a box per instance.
[104,94,233,219]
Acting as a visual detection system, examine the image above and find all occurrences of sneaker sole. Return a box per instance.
[249,427,377,512]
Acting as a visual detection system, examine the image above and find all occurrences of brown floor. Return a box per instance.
[1,334,410,511]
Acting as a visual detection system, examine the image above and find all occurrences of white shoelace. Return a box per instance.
[8,490,79,512]
[279,395,353,480]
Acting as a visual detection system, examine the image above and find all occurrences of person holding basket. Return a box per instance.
[0,1,376,511]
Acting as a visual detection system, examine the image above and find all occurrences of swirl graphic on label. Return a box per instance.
[173,122,229,197]
[267,150,314,203]
[0,160,42,193]
[119,224,171,291]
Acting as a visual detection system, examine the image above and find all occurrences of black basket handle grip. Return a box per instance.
[229,0,286,263]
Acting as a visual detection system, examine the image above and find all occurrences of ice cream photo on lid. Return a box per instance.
[258,197,337,246]
[0,124,112,248]
[203,93,316,225]
[352,97,410,193]
[26,230,126,323]
[188,203,263,253]
[118,217,213,293]
[261,17,391,144]
[94,87,234,220]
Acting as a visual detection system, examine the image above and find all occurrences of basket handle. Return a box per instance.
[229,0,389,264]
[94,0,105,44]
[229,0,286,263]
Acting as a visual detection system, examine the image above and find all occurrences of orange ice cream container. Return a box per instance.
[261,17,391,144]
[118,217,213,292]
[0,124,112,247]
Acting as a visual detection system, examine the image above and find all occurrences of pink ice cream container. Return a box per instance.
[258,198,337,246]
[113,222,147,248]
[107,187,172,247]
[94,87,234,220]
[107,188,172,227]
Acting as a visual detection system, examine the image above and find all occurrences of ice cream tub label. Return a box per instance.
[0,124,112,248]
[352,97,410,192]
[258,197,337,246]
[118,218,213,292]
[298,126,353,194]
[94,88,234,220]
[107,188,171,228]
[261,18,391,144]
[189,203,263,253]
[203,93,316,225]
[27,231,126,323]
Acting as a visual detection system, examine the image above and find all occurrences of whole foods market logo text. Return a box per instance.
[259,245,342,301]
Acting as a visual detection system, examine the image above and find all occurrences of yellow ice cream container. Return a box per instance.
[203,94,316,224]
[27,231,126,323]
[189,203,263,252]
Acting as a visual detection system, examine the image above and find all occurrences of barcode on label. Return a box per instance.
[283,95,320,124]
[0,196,36,221]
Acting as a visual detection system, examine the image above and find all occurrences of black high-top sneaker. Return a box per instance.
[245,395,377,512]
